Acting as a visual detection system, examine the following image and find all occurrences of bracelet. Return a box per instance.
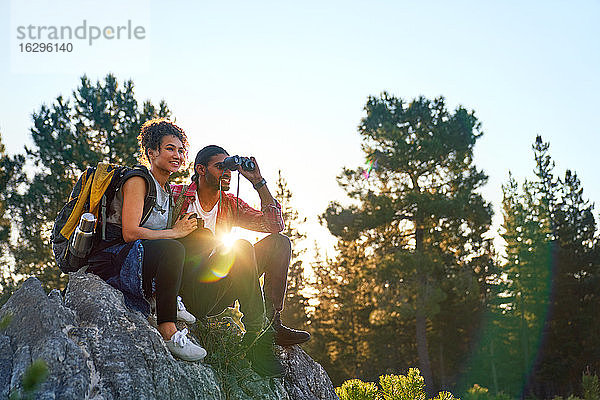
[253,178,266,190]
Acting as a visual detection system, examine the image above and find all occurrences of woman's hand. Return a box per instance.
[172,212,198,238]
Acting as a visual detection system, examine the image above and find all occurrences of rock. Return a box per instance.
[0,273,339,400]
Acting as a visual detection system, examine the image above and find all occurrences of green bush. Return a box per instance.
[336,369,459,400]
[379,369,426,400]
[582,372,600,400]
[336,380,379,400]
[463,384,518,400]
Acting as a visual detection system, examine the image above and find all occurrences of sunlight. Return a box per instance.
[218,231,238,254]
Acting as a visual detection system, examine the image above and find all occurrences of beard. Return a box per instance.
[206,169,230,191]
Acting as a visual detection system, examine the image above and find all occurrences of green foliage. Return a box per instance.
[336,369,460,400]
[461,136,599,398]
[316,93,493,392]
[190,314,282,398]
[274,170,310,330]
[0,313,12,330]
[336,380,379,400]
[7,74,173,291]
[0,132,25,296]
[582,372,600,400]
[21,359,49,397]
[8,359,49,400]
[433,392,458,400]
[463,384,510,400]
[379,369,426,400]
[0,134,24,247]
[192,316,249,378]
[1,314,48,400]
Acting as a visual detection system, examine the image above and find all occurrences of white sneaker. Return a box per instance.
[176,296,196,324]
[165,328,207,361]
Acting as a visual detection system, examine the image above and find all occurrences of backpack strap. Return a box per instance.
[169,184,189,228]
[59,167,95,239]
[91,162,122,241]
[118,165,157,226]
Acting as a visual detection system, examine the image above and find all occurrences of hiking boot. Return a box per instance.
[243,330,284,377]
[272,311,310,346]
[165,328,207,361]
[176,296,197,324]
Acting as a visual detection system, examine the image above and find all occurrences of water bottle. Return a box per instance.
[69,213,96,258]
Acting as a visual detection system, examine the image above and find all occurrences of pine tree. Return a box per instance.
[531,138,599,395]
[501,174,553,397]
[0,132,25,304]
[321,93,493,394]
[8,74,173,290]
[274,170,310,331]
[308,238,418,385]
[0,133,24,255]
[485,136,599,398]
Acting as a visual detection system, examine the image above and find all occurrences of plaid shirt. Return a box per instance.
[170,181,284,234]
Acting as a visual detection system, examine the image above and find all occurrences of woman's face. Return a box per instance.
[148,135,186,174]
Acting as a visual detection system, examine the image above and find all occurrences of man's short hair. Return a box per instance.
[192,145,229,182]
[194,145,229,167]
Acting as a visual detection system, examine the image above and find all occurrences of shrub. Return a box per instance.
[582,372,600,400]
[379,369,426,400]
[336,379,379,400]
[336,369,460,400]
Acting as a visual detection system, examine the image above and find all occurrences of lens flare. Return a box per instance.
[192,232,241,283]
[362,157,378,179]
[195,250,235,283]
[219,231,238,254]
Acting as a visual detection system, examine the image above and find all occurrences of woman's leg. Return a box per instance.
[142,239,185,340]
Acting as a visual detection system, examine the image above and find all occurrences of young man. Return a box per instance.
[171,145,310,376]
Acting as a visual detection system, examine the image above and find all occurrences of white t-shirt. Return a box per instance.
[186,197,218,234]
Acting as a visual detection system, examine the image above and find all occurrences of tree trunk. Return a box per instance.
[415,225,434,396]
[416,293,433,396]
[439,340,445,391]
[491,339,498,395]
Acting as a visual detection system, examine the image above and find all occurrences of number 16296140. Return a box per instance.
[19,43,73,52]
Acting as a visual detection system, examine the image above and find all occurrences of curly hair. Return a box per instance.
[137,118,189,165]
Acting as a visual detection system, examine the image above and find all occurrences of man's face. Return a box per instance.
[200,153,231,191]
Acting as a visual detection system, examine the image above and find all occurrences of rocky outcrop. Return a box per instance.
[0,273,338,400]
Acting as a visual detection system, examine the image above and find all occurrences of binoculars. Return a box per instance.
[217,156,256,172]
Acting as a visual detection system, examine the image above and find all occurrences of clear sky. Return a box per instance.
[1,1,598,257]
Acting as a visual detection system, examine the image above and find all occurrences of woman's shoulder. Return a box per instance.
[122,175,148,191]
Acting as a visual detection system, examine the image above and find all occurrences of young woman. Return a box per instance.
[88,118,205,361]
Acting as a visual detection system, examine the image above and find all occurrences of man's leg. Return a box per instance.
[178,230,229,318]
[254,233,310,346]
[178,232,263,330]
[253,233,291,312]
[178,234,283,376]
[221,239,265,333]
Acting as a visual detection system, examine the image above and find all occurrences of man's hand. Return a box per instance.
[239,156,263,185]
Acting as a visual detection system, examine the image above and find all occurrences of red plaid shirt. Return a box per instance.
[170,181,284,234]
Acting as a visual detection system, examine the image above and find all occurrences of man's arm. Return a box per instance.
[231,157,284,232]
[238,156,277,209]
